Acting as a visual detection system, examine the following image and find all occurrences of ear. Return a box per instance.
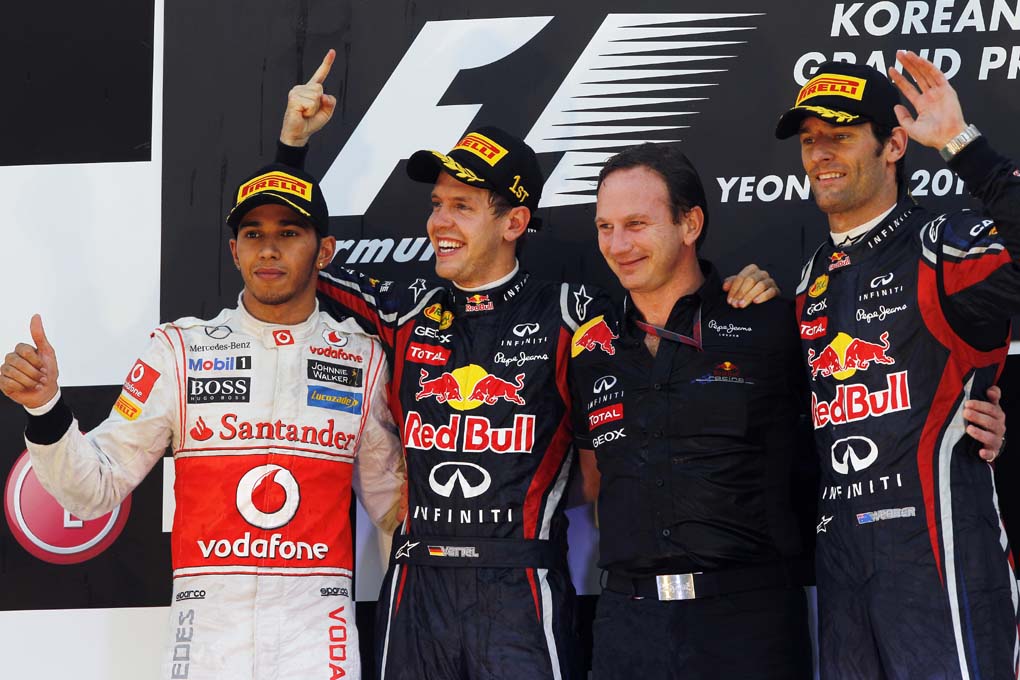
[316,236,336,269]
[681,206,705,247]
[886,127,909,164]
[502,206,531,243]
[229,238,240,269]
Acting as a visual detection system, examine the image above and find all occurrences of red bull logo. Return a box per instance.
[415,365,528,409]
[807,331,895,380]
[571,316,618,357]
[415,369,463,403]
[812,371,911,429]
[464,294,494,312]
[828,251,851,271]
[404,411,535,453]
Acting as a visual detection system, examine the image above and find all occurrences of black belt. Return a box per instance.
[604,563,796,601]
[390,535,565,569]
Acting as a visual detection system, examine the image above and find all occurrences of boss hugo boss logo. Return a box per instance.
[187,377,251,403]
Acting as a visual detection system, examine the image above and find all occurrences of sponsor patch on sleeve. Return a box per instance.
[123,359,161,403]
[114,395,142,421]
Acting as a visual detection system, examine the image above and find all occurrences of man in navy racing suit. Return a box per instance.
[778,52,1020,679]
[274,50,778,680]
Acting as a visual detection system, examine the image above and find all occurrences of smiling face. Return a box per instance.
[426,172,524,288]
[595,165,702,301]
[799,117,904,233]
[229,203,335,324]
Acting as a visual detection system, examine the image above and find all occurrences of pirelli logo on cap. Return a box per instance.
[455,132,509,166]
[796,74,867,105]
[237,171,310,204]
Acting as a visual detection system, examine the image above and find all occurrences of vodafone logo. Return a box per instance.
[322,329,349,347]
[4,451,130,564]
[235,465,301,529]
[273,330,295,346]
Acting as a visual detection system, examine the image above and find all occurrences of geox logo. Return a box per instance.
[320,13,761,215]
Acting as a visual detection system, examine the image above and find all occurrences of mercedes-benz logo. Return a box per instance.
[593,375,618,393]
[205,325,232,340]
[428,462,491,498]
[831,436,879,475]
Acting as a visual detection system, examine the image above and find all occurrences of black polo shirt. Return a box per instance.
[571,261,814,577]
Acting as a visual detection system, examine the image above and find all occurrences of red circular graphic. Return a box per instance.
[4,450,131,564]
[252,469,288,514]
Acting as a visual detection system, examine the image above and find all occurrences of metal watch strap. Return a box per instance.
[939,124,981,161]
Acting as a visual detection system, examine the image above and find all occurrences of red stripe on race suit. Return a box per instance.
[942,249,1012,296]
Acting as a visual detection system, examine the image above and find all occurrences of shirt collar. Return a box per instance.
[830,203,897,247]
[451,263,530,314]
[623,260,722,334]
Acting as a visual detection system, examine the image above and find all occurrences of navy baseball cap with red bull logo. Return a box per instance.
[775,61,902,139]
[226,163,330,236]
[406,126,544,230]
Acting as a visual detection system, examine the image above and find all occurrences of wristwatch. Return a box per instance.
[939,124,981,161]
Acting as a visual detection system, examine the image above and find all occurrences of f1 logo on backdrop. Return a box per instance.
[4,451,131,564]
[321,13,760,214]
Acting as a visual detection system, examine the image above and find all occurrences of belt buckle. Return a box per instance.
[655,573,697,601]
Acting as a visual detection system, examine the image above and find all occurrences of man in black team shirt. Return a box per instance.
[271,51,780,680]
[779,52,1019,679]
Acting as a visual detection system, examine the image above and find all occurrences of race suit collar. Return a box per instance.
[831,203,897,247]
[235,292,322,348]
[452,266,531,314]
[824,198,921,271]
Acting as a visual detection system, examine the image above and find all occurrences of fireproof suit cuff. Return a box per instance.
[275,140,308,170]
[25,394,74,445]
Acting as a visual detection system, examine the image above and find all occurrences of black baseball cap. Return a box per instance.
[226,163,329,236]
[775,61,902,139]
[406,126,545,230]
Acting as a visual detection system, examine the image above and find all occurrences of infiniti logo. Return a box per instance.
[429,462,492,498]
[870,273,894,288]
[831,436,879,475]
[593,375,617,393]
[513,323,540,337]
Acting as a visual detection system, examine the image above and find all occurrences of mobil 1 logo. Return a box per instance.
[188,377,251,403]
[307,359,364,388]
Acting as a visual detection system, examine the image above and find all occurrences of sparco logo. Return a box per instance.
[428,462,492,498]
[830,436,879,475]
[319,14,759,217]
[187,377,251,403]
[235,465,301,529]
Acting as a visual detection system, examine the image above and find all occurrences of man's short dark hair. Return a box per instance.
[870,122,908,192]
[596,143,710,250]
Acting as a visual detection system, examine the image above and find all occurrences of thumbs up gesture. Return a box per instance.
[0,315,61,409]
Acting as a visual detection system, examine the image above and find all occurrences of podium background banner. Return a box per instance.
[2,1,1019,678]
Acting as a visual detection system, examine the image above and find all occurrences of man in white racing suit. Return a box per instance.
[0,162,404,680]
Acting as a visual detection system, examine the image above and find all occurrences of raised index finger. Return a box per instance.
[307,49,336,86]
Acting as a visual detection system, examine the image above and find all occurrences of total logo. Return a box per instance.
[428,461,492,498]
[415,365,525,408]
[800,317,828,340]
[406,342,451,366]
[571,316,617,357]
[830,436,879,475]
[4,451,131,564]
[807,331,895,380]
[588,404,623,430]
